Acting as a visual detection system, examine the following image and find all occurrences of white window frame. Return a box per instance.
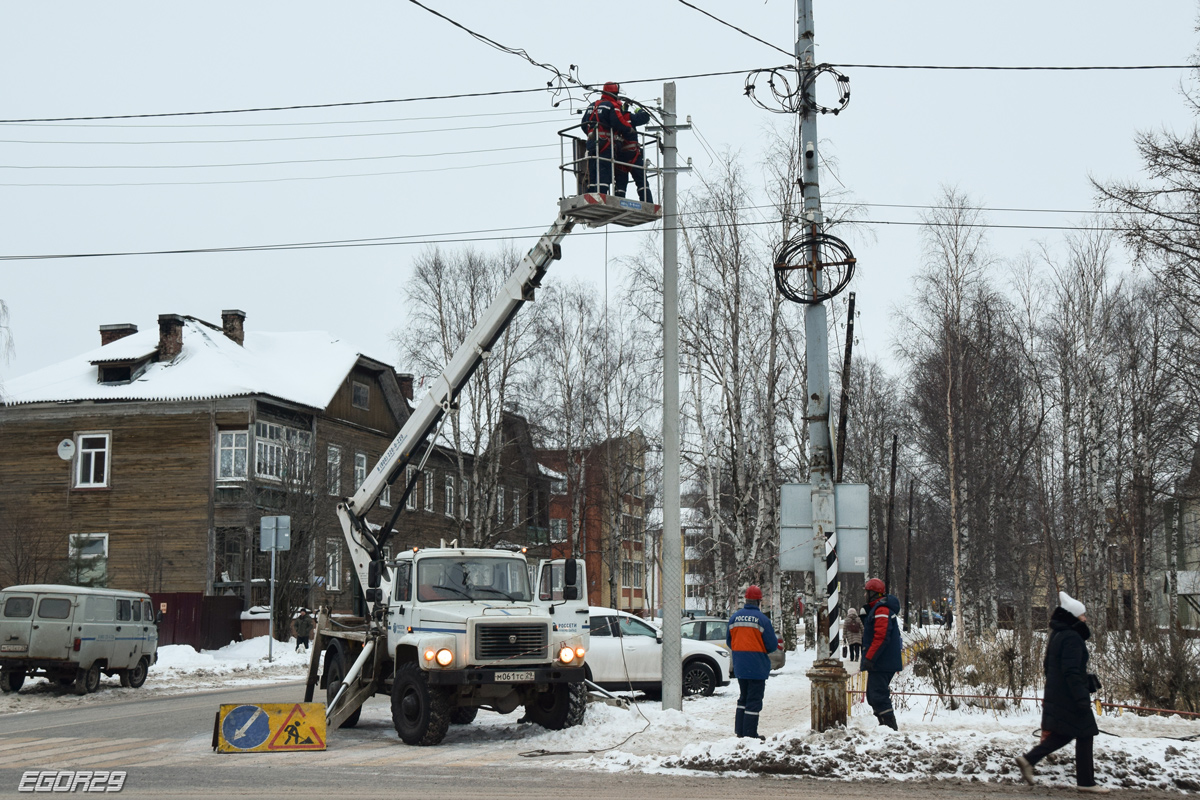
[405,466,417,509]
[255,422,312,483]
[74,432,111,488]
[326,539,342,592]
[68,533,109,585]
[354,453,368,492]
[423,470,433,511]
[462,478,470,519]
[549,519,568,543]
[550,478,566,495]
[513,492,521,527]
[217,430,248,481]
[381,484,391,507]
[326,446,341,495]
[496,486,506,525]
[444,475,455,517]
[351,380,369,410]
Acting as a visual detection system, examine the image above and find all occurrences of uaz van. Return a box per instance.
[0,585,158,695]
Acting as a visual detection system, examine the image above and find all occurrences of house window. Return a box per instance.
[631,465,644,498]
[75,433,110,488]
[621,560,643,589]
[218,430,248,480]
[354,453,368,492]
[444,475,455,517]
[622,514,644,545]
[352,381,370,410]
[255,422,311,482]
[497,487,506,525]
[406,466,417,510]
[68,533,108,587]
[513,492,521,527]
[422,471,433,511]
[462,478,470,518]
[381,484,391,507]
[550,478,566,495]
[326,540,342,592]
[326,446,341,495]
[549,519,568,543]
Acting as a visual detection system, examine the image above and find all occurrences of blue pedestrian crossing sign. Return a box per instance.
[220,704,271,750]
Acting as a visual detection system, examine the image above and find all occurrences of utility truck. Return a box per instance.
[304,111,664,745]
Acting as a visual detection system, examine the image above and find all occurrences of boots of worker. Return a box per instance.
[1014,756,1035,786]
[877,710,898,731]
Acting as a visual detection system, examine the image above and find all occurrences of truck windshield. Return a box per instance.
[416,557,532,603]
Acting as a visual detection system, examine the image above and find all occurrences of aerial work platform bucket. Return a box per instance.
[558,120,663,229]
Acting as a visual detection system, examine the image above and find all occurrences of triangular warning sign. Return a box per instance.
[267,703,326,750]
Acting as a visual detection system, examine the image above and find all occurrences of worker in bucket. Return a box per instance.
[860,577,902,730]
[612,98,653,203]
[582,82,637,196]
[726,585,778,740]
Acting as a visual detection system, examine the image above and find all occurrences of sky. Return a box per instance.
[1,1,1197,387]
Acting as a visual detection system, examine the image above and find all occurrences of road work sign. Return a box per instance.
[213,703,326,753]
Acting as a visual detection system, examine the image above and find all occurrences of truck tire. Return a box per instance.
[0,669,25,693]
[326,648,362,729]
[74,662,101,696]
[120,657,149,689]
[449,706,478,725]
[523,681,587,730]
[391,663,450,745]
[682,660,717,697]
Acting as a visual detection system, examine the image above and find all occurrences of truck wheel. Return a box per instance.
[74,662,101,695]
[0,669,25,693]
[523,681,586,730]
[326,648,362,729]
[120,657,149,689]
[449,706,478,725]
[682,660,717,697]
[391,663,450,745]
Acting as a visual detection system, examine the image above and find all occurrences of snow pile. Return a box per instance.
[155,635,313,676]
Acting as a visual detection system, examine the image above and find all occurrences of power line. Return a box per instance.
[674,0,793,59]
[3,108,565,130]
[831,63,1193,71]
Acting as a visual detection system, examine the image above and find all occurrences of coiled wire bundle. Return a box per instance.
[773,229,856,305]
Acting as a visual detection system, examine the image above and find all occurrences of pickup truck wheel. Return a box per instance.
[449,706,478,725]
[0,669,25,693]
[74,662,101,695]
[682,660,716,697]
[391,663,450,745]
[523,681,586,730]
[326,649,362,728]
[120,657,149,689]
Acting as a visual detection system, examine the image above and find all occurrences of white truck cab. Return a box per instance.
[0,584,158,695]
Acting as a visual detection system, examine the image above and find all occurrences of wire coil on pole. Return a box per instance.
[773,229,856,305]
[743,64,850,115]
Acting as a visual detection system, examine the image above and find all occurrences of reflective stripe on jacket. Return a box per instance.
[726,602,778,681]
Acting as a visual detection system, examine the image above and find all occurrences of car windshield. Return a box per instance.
[416,557,532,603]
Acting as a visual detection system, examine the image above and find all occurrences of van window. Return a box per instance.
[143,601,154,621]
[131,602,141,622]
[117,599,131,621]
[86,598,115,623]
[37,598,71,619]
[3,597,33,618]
[393,562,411,602]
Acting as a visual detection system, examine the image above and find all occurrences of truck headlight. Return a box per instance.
[436,648,454,667]
[558,646,576,663]
[575,646,586,659]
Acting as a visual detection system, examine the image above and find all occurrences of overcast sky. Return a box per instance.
[1,1,1196,388]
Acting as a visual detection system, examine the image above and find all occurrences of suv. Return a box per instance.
[681,615,786,671]
[585,607,731,696]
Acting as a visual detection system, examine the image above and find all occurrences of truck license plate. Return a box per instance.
[494,671,534,682]
[0,644,27,652]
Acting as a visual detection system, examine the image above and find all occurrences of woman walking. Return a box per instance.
[1015,592,1108,793]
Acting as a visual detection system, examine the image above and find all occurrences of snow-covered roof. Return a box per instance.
[2,318,368,409]
[538,462,566,481]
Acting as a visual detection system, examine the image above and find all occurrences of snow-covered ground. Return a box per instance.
[0,635,318,713]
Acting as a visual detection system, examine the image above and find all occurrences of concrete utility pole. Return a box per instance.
[799,0,849,731]
[660,81,683,711]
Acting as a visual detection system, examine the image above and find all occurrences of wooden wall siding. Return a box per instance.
[325,368,400,433]
[0,410,213,594]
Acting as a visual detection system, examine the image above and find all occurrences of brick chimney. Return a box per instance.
[221,309,246,346]
[396,372,414,401]
[99,323,138,346]
[157,314,184,361]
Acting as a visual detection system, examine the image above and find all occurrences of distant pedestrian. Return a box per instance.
[727,585,779,740]
[1014,592,1108,793]
[860,577,902,730]
[294,609,314,652]
[843,611,863,661]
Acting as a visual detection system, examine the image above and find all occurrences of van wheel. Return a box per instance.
[74,663,101,695]
[449,706,478,725]
[682,661,716,697]
[325,648,361,729]
[120,657,149,689]
[523,681,587,730]
[391,663,450,745]
[0,669,25,693]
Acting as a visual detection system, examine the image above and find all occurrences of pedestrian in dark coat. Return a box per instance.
[294,609,314,652]
[1014,592,1107,793]
[726,585,778,740]
[860,577,902,730]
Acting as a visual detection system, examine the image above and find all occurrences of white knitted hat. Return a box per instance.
[1058,591,1086,619]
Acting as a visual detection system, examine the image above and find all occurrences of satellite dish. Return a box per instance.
[57,439,76,461]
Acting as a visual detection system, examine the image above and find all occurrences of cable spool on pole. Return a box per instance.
[773,228,856,306]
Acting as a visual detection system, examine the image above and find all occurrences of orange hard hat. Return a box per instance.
[865,578,886,594]
[745,585,763,601]
[603,82,620,95]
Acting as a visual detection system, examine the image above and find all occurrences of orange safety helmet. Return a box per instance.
[602,81,620,96]
[864,578,886,595]
[745,585,763,601]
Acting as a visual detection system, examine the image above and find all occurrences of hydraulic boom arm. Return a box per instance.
[336,215,575,600]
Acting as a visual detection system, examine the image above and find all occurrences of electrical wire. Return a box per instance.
[2,108,566,130]
[674,0,793,59]
[830,63,1193,71]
